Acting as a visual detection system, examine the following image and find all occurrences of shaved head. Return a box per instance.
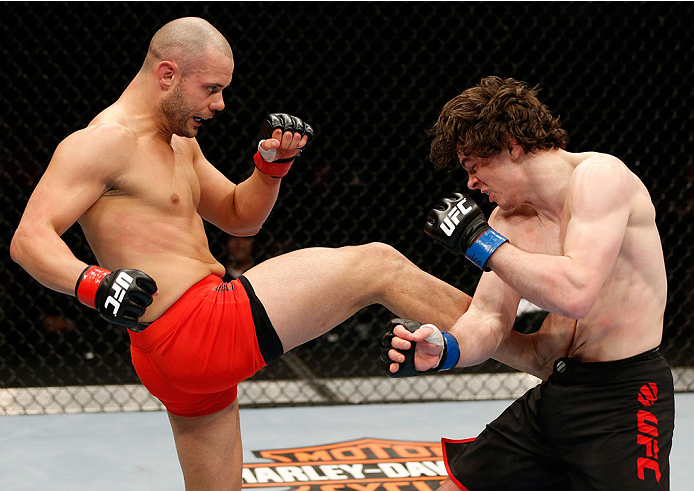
[142,17,233,75]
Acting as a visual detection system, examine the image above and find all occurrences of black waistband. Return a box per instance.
[551,347,665,384]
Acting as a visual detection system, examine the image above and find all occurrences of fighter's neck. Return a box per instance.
[101,81,176,144]
[517,149,577,221]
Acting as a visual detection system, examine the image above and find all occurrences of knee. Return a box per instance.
[356,242,404,261]
[353,242,411,273]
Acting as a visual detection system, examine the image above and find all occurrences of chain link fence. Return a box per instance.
[2,2,693,414]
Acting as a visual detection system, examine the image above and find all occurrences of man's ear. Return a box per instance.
[156,61,177,90]
[507,138,522,160]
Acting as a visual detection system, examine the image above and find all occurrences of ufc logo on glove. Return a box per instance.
[104,271,134,315]
[439,198,474,236]
[75,265,156,330]
[424,193,507,271]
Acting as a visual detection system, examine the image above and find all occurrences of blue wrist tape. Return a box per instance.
[439,331,460,371]
[465,228,508,271]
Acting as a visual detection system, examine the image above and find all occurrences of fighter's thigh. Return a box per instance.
[243,244,387,351]
[168,401,243,490]
[444,437,564,491]
[565,427,671,490]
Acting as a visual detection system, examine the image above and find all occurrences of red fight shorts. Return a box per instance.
[129,275,284,417]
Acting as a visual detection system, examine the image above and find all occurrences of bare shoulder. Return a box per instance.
[571,152,648,198]
[570,152,633,189]
[50,123,138,183]
[575,151,624,167]
[72,122,137,154]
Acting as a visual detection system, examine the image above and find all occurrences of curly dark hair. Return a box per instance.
[429,76,568,170]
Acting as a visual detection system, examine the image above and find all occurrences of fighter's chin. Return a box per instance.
[174,125,198,138]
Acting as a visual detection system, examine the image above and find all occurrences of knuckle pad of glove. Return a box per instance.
[288,115,301,134]
[295,120,306,136]
[384,318,423,378]
[135,275,158,295]
[129,292,152,308]
[304,123,314,142]
[276,113,295,132]
[260,113,313,145]
[388,317,422,334]
[381,331,395,349]
[380,349,395,364]
[122,303,144,318]
[259,113,282,139]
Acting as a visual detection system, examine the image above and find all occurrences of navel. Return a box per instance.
[171,193,180,204]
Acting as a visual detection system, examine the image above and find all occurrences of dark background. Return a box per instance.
[2,2,692,403]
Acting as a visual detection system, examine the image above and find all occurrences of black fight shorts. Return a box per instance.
[443,348,674,491]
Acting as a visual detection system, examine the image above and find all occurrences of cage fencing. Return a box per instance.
[1,2,693,414]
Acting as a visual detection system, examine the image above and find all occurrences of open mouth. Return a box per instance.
[193,116,211,124]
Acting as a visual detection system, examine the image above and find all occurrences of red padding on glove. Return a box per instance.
[75,265,110,309]
[254,152,293,178]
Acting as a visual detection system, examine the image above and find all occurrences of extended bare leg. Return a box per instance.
[242,243,472,351]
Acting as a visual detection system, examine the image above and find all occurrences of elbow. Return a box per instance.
[549,267,600,319]
[560,288,597,319]
[230,225,261,237]
[245,226,262,237]
[10,229,27,266]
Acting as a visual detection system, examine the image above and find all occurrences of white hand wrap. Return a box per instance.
[258,140,278,162]
[422,324,446,365]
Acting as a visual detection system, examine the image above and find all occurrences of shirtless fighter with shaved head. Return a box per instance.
[12,19,574,490]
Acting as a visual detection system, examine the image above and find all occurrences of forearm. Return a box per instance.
[10,224,87,295]
[450,311,510,369]
[228,169,281,236]
[488,244,592,318]
[492,331,549,380]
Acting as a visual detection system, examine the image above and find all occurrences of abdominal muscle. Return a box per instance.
[80,198,227,323]
[564,253,665,362]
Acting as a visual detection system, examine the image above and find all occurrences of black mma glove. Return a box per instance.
[254,113,314,178]
[424,193,508,271]
[381,318,460,378]
[75,265,157,332]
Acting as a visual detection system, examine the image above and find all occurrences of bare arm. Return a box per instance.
[388,269,520,372]
[388,282,576,379]
[195,128,308,236]
[487,158,632,318]
[10,124,135,294]
[492,314,577,380]
[388,205,578,378]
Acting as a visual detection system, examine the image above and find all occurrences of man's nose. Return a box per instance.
[210,93,225,112]
[467,174,479,190]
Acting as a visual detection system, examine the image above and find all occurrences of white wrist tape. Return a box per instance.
[422,324,445,364]
[258,140,278,162]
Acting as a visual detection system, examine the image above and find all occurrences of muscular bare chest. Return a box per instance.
[501,211,565,256]
[105,138,200,213]
[79,136,216,272]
